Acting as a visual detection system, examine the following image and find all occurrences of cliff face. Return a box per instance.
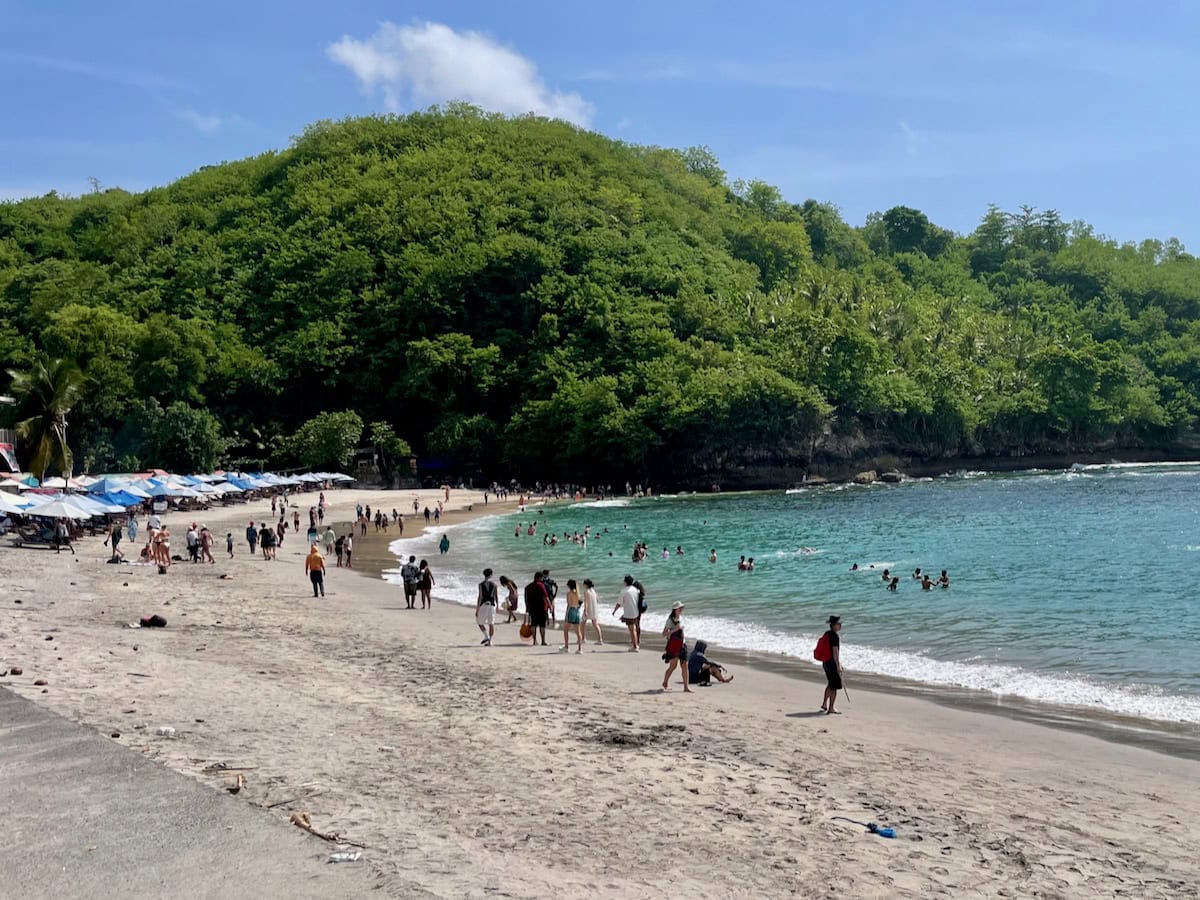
[653,427,1200,489]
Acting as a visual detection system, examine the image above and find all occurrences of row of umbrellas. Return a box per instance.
[0,470,353,520]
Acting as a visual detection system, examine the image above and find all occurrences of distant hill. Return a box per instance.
[3,106,1199,482]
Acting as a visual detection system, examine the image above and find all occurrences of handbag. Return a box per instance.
[519,615,533,640]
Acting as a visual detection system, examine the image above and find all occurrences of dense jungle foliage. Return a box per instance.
[3,105,1200,480]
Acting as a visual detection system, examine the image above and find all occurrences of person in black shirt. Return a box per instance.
[821,615,844,715]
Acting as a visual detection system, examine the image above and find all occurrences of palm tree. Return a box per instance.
[6,354,85,483]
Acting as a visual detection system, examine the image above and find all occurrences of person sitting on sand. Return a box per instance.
[938,569,950,588]
[820,616,844,714]
[687,640,732,686]
[661,602,691,692]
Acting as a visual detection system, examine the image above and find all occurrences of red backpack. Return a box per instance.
[813,632,832,662]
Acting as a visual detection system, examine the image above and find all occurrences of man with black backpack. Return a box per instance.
[476,568,498,646]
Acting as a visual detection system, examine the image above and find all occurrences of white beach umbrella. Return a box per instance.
[0,492,32,515]
[41,476,69,489]
[23,497,95,519]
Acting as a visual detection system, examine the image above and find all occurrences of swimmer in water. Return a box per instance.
[921,574,934,591]
[747,557,755,571]
[709,549,717,563]
[737,556,748,571]
[912,567,922,581]
[676,545,684,556]
[938,569,950,588]
[887,577,899,591]
[850,563,859,572]
[881,568,890,582]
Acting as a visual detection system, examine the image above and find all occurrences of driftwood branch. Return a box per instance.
[289,811,368,848]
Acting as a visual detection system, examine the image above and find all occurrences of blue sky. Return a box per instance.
[3,1,1199,246]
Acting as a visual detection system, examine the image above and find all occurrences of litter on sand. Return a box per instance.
[328,851,362,863]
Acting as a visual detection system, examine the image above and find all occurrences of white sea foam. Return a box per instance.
[636,613,1200,725]
[570,499,631,508]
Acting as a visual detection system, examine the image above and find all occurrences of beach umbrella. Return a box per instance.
[330,473,353,482]
[18,475,40,487]
[41,476,69,489]
[0,477,25,491]
[214,480,245,493]
[24,497,95,519]
[87,477,132,495]
[0,492,32,515]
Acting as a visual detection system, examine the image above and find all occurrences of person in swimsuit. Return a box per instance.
[938,569,950,588]
[660,602,691,692]
[419,559,435,609]
[560,578,584,653]
[500,575,519,623]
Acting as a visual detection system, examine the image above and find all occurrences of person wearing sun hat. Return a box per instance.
[660,601,692,692]
[821,615,844,714]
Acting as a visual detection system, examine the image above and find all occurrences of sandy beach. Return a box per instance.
[2,487,1198,898]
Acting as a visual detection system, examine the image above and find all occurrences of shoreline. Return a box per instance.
[358,502,1200,761]
[3,487,1199,897]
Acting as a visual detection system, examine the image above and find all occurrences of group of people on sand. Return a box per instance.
[853,564,950,592]
[465,568,734,693]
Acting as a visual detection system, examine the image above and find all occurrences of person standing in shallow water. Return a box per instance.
[439,534,450,555]
[821,616,844,714]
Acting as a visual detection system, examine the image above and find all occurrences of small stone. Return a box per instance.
[195,718,205,723]
[111,732,120,738]
[132,645,138,651]
[122,582,129,587]
[41,688,48,693]
[13,599,20,605]
[33,679,48,686]
[44,635,53,641]
[10,667,23,676]
[69,581,77,586]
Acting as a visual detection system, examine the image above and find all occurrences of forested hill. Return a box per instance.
[3,106,1200,483]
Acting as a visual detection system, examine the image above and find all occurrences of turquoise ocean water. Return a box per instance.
[387,462,1200,727]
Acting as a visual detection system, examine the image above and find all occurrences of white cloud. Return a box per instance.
[327,21,594,126]
[175,108,222,134]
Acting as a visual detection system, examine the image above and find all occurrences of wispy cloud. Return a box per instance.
[174,108,222,134]
[327,21,594,126]
[0,51,186,91]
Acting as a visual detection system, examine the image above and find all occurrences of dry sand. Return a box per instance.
[2,487,1198,898]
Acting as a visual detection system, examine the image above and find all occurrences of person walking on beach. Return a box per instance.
[105,521,122,561]
[524,572,550,646]
[500,575,519,623]
[561,578,584,653]
[582,578,604,645]
[400,555,420,608]
[305,543,326,597]
[439,534,450,555]
[226,531,234,558]
[292,508,300,536]
[661,601,691,692]
[127,513,139,544]
[323,525,335,557]
[818,615,844,714]
[334,532,345,567]
[418,559,435,609]
[343,532,353,568]
[476,568,498,645]
[199,525,215,564]
[246,520,257,556]
[632,579,646,643]
[613,575,641,651]
[542,569,559,626]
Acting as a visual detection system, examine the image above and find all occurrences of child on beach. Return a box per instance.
[226,532,234,558]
